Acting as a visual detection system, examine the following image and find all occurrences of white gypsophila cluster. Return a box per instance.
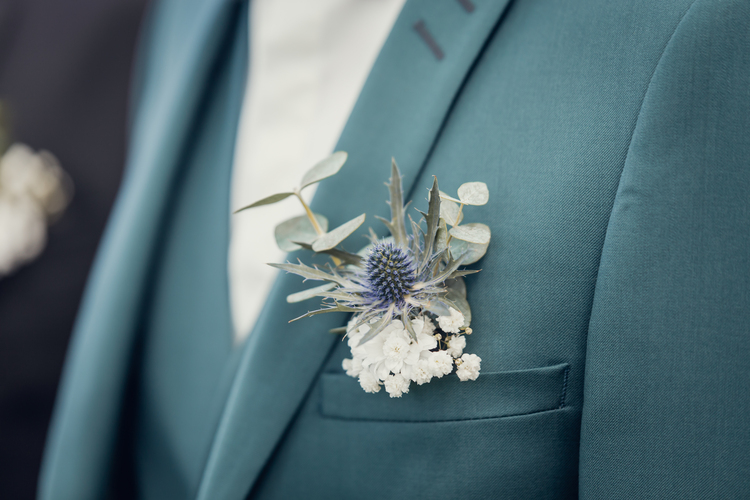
[0,144,71,277]
[342,309,481,398]
[437,306,464,333]
[456,353,482,381]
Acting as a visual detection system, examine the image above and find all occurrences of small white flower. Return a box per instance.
[412,359,434,385]
[384,373,410,398]
[383,331,411,373]
[456,353,481,381]
[426,350,454,378]
[446,334,466,358]
[437,307,464,333]
[358,370,381,393]
[342,357,363,377]
[419,316,436,336]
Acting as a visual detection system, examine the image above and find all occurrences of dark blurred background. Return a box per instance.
[0,0,149,497]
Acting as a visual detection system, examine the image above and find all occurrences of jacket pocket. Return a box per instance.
[319,362,570,422]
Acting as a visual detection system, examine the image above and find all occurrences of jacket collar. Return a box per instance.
[197,0,515,498]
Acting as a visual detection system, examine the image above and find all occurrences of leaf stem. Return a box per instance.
[294,190,325,236]
[445,203,465,247]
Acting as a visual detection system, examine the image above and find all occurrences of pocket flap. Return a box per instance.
[320,363,570,422]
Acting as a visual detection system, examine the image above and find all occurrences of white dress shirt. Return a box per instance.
[229,0,406,342]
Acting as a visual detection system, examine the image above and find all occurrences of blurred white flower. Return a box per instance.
[0,197,46,275]
[0,143,71,277]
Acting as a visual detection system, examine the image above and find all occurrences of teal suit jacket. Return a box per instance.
[39,0,750,498]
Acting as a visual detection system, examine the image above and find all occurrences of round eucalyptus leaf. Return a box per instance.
[445,276,467,298]
[449,222,491,245]
[312,213,366,252]
[457,182,489,206]
[440,199,463,226]
[299,151,348,190]
[449,238,489,265]
[274,213,329,252]
[235,192,294,213]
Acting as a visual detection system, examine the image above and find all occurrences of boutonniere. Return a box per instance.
[236,153,491,397]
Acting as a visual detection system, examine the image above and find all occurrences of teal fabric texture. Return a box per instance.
[39,0,750,499]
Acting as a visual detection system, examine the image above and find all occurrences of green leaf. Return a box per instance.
[290,303,360,323]
[457,182,489,206]
[449,238,489,265]
[449,222,491,245]
[299,151,348,190]
[386,159,408,247]
[312,213,366,252]
[293,241,363,267]
[274,214,328,252]
[269,262,350,286]
[445,276,466,298]
[234,192,293,213]
[357,311,394,346]
[402,311,418,342]
[419,176,441,272]
[445,277,471,327]
[440,198,463,226]
[286,282,337,303]
[435,219,449,255]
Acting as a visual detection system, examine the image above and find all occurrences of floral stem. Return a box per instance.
[445,203,465,247]
[295,190,324,236]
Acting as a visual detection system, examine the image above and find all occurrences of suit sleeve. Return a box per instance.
[578,0,750,497]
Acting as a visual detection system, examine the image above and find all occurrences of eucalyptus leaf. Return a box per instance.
[274,214,328,252]
[425,300,451,317]
[312,213,366,252]
[457,182,489,206]
[445,276,467,298]
[234,192,293,213]
[293,241,363,267]
[286,282,336,303]
[440,198,463,226]
[449,238,489,265]
[299,151,348,190]
[449,222,491,245]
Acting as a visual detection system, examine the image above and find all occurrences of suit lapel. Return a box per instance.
[38,1,247,498]
[196,0,514,498]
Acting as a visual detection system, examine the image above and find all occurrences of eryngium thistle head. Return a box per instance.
[364,242,416,308]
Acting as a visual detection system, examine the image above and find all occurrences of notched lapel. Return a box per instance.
[196,1,514,498]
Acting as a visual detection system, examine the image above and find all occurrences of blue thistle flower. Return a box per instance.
[363,242,416,308]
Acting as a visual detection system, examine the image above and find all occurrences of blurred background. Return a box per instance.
[0,0,149,497]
